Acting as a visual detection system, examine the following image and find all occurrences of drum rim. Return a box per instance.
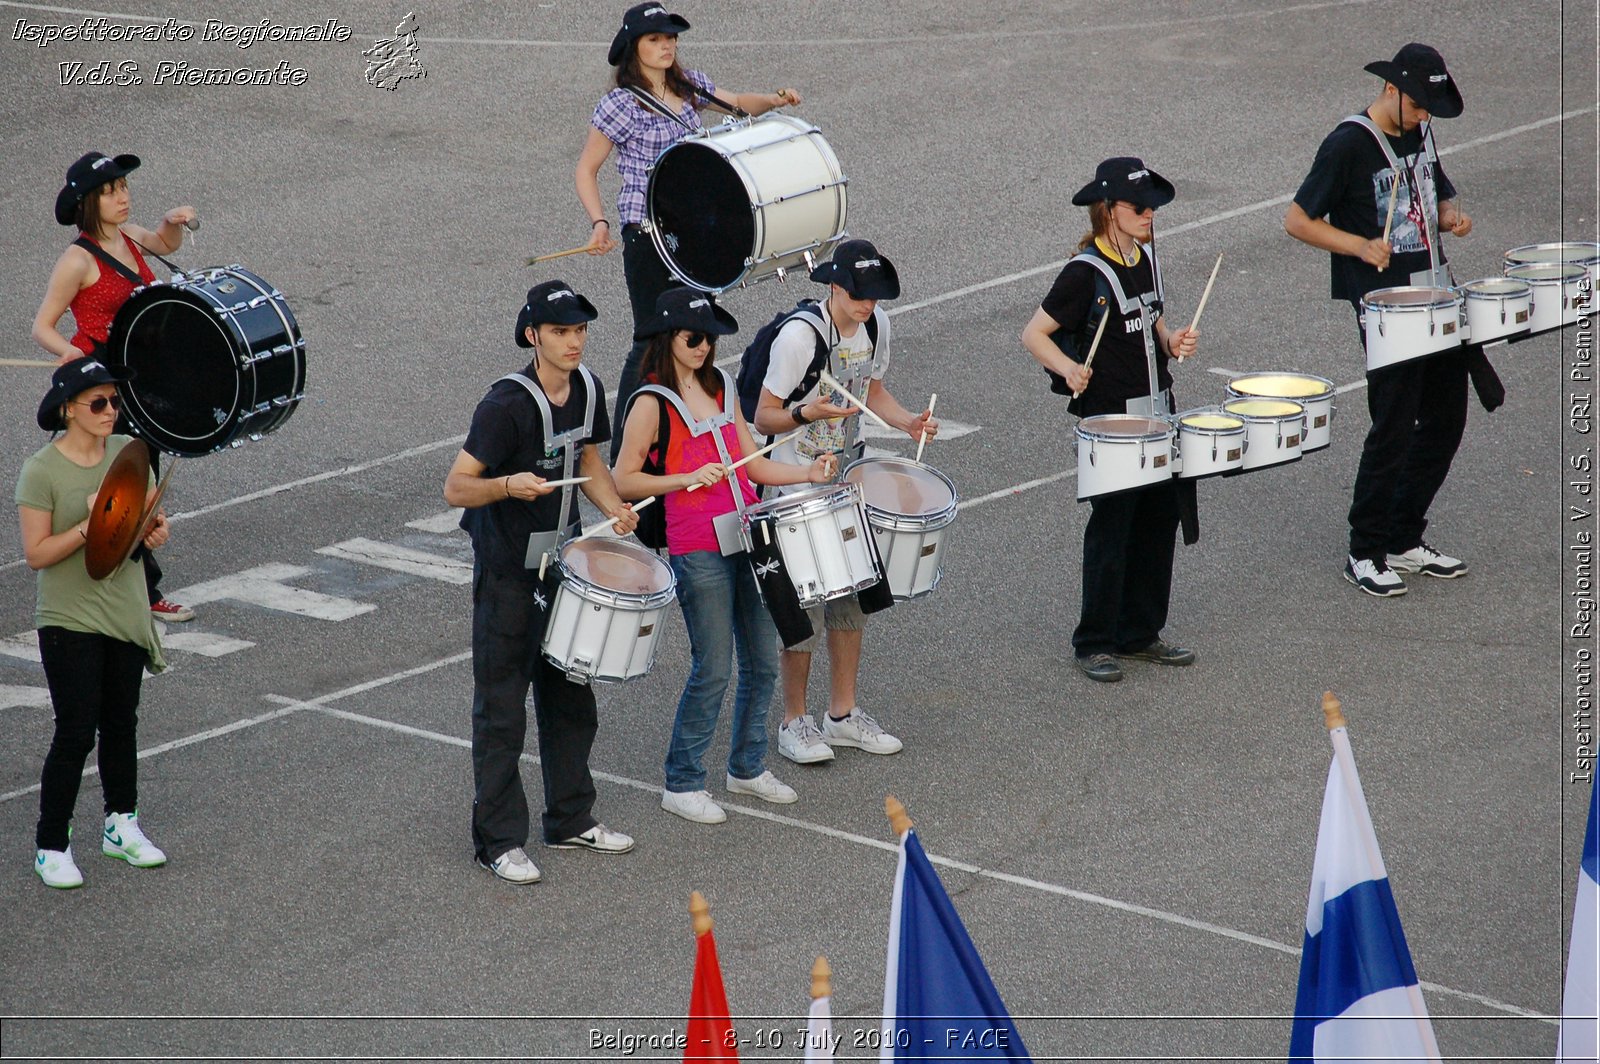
[1504,241,1600,266]
[1506,262,1587,282]
[1223,398,1306,419]
[1177,413,1247,433]
[841,455,959,523]
[1360,285,1463,310]
[1461,277,1533,297]
[556,538,676,599]
[1225,372,1335,401]
[1077,414,1173,442]
[746,480,863,521]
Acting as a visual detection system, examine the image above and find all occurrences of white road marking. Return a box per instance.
[860,417,980,442]
[406,510,466,534]
[0,684,50,711]
[156,628,256,658]
[168,564,376,621]
[958,469,1076,510]
[0,632,41,664]
[316,538,473,585]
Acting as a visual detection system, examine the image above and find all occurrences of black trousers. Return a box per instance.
[35,627,147,851]
[610,224,677,462]
[1347,311,1472,559]
[1072,479,1180,656]
[470,563,599,861]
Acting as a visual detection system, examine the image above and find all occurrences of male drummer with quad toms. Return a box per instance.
[444,280,639,885]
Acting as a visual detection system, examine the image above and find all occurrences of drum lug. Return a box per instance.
[803,250,817,273]
[774,265,787,282]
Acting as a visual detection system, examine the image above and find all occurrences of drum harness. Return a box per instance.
[1067,242,1170,418]
[634,367,753,555]
[1342,113,1451,289]
[499,366,598,572]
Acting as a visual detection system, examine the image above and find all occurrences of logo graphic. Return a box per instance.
[532,588,549,611]
[364,12,425,91]
[754,558,780,578]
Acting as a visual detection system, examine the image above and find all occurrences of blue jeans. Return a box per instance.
[664,551,778,792]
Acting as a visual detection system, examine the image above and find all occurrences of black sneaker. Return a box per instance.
[1117,640,1196,666]
[1074,653,1123,683]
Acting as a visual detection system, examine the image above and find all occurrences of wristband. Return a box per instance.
[504,475,512,499]
[78,524,88,541]
[591,219,609,229]
[791,404,809,426]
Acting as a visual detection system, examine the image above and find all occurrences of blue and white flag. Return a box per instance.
[879,828,1031,1061]
[1288,730,1442,1063]
[1559,773,1600,1062]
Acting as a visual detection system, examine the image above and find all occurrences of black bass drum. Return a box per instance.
[106,265,305,457]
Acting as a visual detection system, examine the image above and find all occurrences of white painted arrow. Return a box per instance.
[169,564,375,621]
[317,538,473,584]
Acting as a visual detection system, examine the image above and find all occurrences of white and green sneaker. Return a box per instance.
[36,845,83,889]
[102,811,166,868]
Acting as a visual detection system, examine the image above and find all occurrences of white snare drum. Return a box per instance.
[743,483,879,608]
[1360,286,1466,371]
[1506,263,1588,335]
[843,456,958,601]
[1459,277,1533,344]
[1171,410,1246,479]
[1505,242,1600,286]
[1223,398,1306,471]
[1226,373,1336,452]
[542,539,677,684]
[1075,414,1174,500]
[647,114,848,293]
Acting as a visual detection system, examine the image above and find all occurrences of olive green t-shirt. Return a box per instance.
[14,435,166,672]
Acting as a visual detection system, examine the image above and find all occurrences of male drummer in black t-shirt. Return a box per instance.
[443,280,640,884]
[1285,43,1478,598]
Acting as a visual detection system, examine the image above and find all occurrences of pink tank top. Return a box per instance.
[69,233,155,355]
[660,403,759,556]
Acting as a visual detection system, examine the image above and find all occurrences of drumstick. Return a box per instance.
[538,496,659,580]
[1,357,58,368]
[1071,312,1110,400]
[817,370,894,431]
[1381,180,1399,249]
[538,476,591,489]
[525,244,595,267]
[1177,252,1224,363]
[914,393,938,464]
[685,428,805,491]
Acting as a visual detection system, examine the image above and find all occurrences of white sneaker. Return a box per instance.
[726,770,798,804]
[1386,541,1468,578]
[477,846,542,884]
[661,789,727,824]
[35,846,83,889]
[820,709,903,754]
[547,824,634,853]
[102,811,166,867]
[777,715,835,765]
[1344,556,1408,597]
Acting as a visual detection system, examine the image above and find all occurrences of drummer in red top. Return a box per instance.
[31,151,197,623]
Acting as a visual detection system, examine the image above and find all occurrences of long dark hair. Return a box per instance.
[614,38,701,106]
[639,330,722,401]
[74,177,124,235]
[1077,201,1112,253]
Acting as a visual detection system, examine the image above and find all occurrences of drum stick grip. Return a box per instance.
[572,496,657,544]
[686,429,805,491]
[1071,314,1110,400]
[818,370,894,430]
[915,393,938,464]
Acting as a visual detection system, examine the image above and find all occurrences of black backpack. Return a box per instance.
[733,300,882,425]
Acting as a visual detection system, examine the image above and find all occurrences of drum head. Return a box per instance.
[1505,242,1600,268]
[1463,278,1531,297]
[844,458,955,517]
[1225,398,1302,418]
[1507,263,1586,284]
[1229,373,1332,400]
[1179,412,1244,430]
[648,141,757,292]
[560,539,673,594]
[110,283,244,456]
[1362,286,1459,309]
[1080,414,1171,438]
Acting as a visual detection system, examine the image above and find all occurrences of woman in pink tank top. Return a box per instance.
[613,288,832,825]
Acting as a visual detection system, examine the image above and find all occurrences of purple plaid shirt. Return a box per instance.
[590,69,716,225]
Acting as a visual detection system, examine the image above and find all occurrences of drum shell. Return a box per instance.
[541,544,677,684]
[743,482,879,608]
[1075,415,1174,500]
[1505,263,1587,335]
[1223,399,1306,471]
[1225,374,1336,452]
[1459,278,1533,344]
[843,457,958,601]
[1360,287,1465,372]
[647,114,848,292]
[1171,410,1246,479]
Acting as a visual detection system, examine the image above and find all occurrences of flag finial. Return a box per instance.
[885,795,913,837]
[810,956,832,1000]
[1322,691,1347,730]
[689,890,713,937]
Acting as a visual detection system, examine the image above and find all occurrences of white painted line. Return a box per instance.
[156,629,256,658]
[168,564,376,621]
[1207,367,1244,378]
[958,469,1076,511]
[860,417,980,442]
[0,684,50,711]
[266,691,1550,1024]
[406,510,466,534]
[0,632,41,664]
[1335,379,1369,395]
[316,538,473,585]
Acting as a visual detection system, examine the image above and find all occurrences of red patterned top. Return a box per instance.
[68,232,154,355]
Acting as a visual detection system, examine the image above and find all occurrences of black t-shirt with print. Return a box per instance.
[1293,119,1457,302]
[1041,248,1173,417]
[459,363,610,576]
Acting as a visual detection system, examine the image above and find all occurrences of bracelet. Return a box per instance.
[591,219,609,229]
[78,524,88,541]
[791,403,809,426]
[503,475,512,499]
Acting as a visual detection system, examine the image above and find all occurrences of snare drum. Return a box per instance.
[1223,398,1305,471]
[542,539,677,684]
[1360,286,1466,372]
[1505,263,1588,335]
[843,457,958,601]
[1459,277,1533,345]
[1226,373,1336,452]
[1171,410,1246,479]
[742,483,879,608]
[1075,414,1174,500]
[647,114,848,292]
[106,265,305,457]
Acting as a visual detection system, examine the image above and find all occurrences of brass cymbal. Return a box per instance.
[84,439,151,580]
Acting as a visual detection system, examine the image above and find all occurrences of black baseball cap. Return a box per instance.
[55,151,140,226]
[1071,157,1176,210]
[37,358,135,430]
[809,239,901,300]
[608,3,690,65]
[515,281,599,347]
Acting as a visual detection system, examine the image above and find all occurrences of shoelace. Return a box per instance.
[849,712,885,736]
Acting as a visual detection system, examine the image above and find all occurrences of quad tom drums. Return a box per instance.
[1075,414,1174,500]
[1505,263,1588,335]
[1226,373,1335,452]
[1504,242,1600,285]
[106,265,305,457]
[742,482,879,608]
[1222,398,1306,471]
[647,114,848,293]
[1459,277,1533,345]
[1359,286,1465,372]
[843,456,957,601]
[1171,410,1246,479]
[541,539,677,684]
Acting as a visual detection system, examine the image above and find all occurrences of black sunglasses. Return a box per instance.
[680,330,714,349]
[73,394,122,415]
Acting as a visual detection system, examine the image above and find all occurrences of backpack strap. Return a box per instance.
[1340,113,1442,274]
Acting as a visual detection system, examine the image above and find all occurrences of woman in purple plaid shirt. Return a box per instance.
[575,2,801,458]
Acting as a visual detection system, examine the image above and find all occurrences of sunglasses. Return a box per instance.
[1116,202,1156,216]
[72,394,122,415]
[680,330,714,349]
